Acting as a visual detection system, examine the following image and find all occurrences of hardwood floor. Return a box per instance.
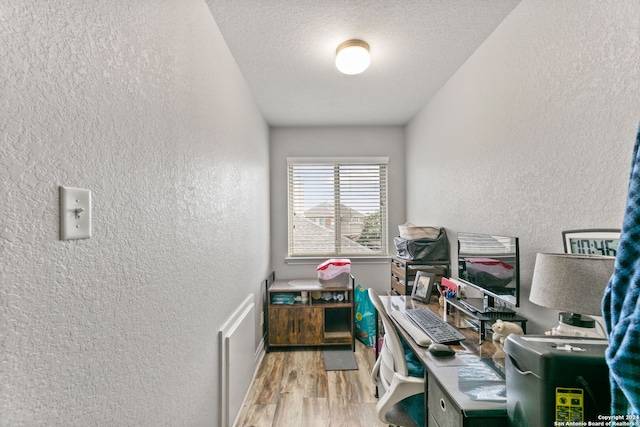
[234,341,387,427]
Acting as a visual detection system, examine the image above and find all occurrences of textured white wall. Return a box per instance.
[1,1,269,426]
[406,0,640,333]
[269,126,405,292]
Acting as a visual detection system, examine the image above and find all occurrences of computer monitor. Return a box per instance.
[457,232,520,308]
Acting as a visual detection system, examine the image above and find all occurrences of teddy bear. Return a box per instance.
[491,319,524,344]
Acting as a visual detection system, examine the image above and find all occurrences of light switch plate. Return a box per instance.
[60,186,91,240]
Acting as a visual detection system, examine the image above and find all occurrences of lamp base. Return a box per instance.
[552,313,602,338]
[558,312,595,328]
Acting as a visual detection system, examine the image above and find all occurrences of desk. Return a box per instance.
[379,295,509,427]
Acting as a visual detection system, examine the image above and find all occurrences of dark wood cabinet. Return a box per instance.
[267,274,354,351]
[390,256,450,295]
[268,307,324,346]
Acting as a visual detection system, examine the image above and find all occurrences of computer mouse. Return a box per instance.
[428,343,455,357]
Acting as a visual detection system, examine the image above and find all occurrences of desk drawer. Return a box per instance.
[391,276,410,295]
[393,262,447,282]
[391,261,407,280]
[428,374,462,427]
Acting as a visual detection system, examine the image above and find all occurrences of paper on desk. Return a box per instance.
[457,356,506,402]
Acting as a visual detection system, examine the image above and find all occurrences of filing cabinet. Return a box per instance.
[390,256,449,296]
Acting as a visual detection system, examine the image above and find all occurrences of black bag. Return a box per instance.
[393,228,449,261]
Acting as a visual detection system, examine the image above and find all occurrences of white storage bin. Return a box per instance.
[317,258,351,281]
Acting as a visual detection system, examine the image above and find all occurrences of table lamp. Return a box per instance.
[529,253,615,337]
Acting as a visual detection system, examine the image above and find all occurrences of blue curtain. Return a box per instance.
[602,124,640,415]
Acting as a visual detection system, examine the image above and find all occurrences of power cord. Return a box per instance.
[576,375,601,416]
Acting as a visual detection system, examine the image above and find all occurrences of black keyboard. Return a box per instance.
[404,308,466,344]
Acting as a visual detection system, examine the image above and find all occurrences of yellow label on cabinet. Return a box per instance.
[555,387,584,423]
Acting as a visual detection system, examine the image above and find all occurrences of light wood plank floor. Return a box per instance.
[234,341,387,427]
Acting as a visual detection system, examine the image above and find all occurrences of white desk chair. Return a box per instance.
[369,289,425,427]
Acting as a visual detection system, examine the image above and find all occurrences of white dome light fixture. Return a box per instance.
[335,39,370,75]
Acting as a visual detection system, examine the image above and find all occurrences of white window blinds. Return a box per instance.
[287,157,388,257]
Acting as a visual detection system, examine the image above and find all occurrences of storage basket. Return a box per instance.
[398,223,441,240]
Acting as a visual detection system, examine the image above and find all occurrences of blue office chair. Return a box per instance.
[369,288,425,427]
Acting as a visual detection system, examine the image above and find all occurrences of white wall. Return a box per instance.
[406,0,640,333]
[269,126,405,291]
[1,1,270,426]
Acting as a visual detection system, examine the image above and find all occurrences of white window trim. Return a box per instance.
[287,156,389,258]
[287,156,390,165]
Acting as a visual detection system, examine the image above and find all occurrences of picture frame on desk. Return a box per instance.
[411,271,436,303]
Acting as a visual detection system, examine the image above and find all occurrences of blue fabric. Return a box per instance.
[602,124,640,416]
[399,338,425,426]
[402,338,425,378]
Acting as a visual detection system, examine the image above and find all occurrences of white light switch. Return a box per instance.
[60,186,91,240]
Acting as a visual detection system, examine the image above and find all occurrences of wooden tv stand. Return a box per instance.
[266,274,355,351]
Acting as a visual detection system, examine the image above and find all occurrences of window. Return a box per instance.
[287,157,388,257]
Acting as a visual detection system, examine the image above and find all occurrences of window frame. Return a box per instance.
[287,157,389,259]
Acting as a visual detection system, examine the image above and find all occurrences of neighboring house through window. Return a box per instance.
[287,157,388,257]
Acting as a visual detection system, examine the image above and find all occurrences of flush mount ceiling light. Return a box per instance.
[335,39,370,75]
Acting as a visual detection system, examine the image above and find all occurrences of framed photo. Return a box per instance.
[411,271,436,303]
[562,229,621,257]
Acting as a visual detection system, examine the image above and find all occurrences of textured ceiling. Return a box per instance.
[206,0,522,126]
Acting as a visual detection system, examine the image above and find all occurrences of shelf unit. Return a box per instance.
[390,256,450,296]
[266,274,355,351]
[444,297,528,344]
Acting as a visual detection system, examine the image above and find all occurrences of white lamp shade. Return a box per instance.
[529,253,615,316]
[335,40,370,75]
